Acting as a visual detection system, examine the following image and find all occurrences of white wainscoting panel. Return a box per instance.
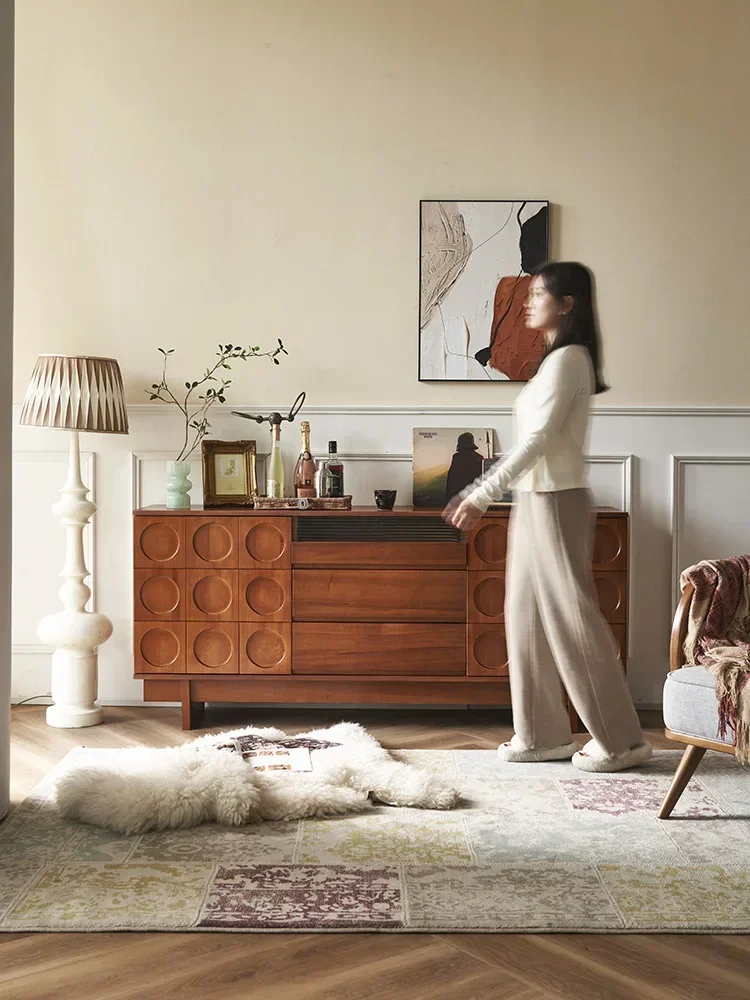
[11,406,750,708]
[670,455,750,607]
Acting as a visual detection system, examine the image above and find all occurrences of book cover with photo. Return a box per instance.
[412,428,494,507]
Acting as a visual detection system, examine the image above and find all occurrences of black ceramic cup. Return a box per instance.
[374,490,397,510]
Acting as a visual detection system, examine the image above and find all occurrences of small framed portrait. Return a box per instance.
[201,440,257,507]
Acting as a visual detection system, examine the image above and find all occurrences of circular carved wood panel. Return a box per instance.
[473,523,508,566]
[245,524,287,564]
[140,627,181,668]
[192,575,233,615]
[592,522,624,566]
[594,576,624,618]
[192,627,234,669]
[139,574,180,615]
[192,522,234,564]
[139,523,180,563]
[245,628,287,669]
[472,630,509,672]
[245,576,285,616]
[473,576,505,618]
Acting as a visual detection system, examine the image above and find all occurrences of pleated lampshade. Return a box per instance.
[19,355,129,434]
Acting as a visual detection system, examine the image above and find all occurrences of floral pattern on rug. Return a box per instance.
[2,862,214,930]
[598,864,750,929]
[131,821,299,865]
[198,864,404,929]
[297,807,472,865]
[459,777,571,821]
[558,777,726,818]
[404,864,624,930]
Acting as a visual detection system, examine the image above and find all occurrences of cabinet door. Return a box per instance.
[134,569,184,621]
[467,625,509,676]
[468,518,509,571]
[186,517,238,568]
[134,516,185,569]
[239,517,292,569]
[468,572,506,624]
[240,623,292,674]
[135,622,186,673]
[594,571,627,623]
[593,517,628,570]
[186,569,238,621]
[187,622,239,674]
[239,570,292,621]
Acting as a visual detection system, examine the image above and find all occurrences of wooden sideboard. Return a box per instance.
[133,505,628,729]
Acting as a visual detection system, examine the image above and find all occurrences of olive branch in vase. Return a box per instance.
[145,340,288,462]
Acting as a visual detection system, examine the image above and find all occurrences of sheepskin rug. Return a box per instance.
[55,722,462,835]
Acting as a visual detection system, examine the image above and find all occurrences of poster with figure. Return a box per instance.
[419,200,549,381]
[413,428,494,507]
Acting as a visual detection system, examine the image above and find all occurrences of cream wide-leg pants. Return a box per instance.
[504,488,643,755]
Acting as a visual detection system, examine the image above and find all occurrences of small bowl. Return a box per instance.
[374,489,397,510]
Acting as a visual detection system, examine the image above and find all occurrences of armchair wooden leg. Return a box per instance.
[658,744,707,819]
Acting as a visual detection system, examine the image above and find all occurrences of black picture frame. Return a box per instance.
[418,199,550,383]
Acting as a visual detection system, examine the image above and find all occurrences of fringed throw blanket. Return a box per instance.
[681,555,750,763]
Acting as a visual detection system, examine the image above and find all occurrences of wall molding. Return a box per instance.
[670,454,750,608]
[118,403,750,419]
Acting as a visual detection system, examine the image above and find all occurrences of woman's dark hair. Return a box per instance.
[537,261,608,394]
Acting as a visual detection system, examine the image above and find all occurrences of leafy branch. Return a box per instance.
[146,341,288,461]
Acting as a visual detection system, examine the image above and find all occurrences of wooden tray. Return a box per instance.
[252,495,353,511]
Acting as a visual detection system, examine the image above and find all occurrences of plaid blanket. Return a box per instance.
[680,555,750,763]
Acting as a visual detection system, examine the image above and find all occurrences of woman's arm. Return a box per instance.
[462,347,588,512]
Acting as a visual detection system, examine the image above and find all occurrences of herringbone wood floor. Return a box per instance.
[2,705,748,1000]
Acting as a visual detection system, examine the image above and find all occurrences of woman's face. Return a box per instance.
[525,275,568,336]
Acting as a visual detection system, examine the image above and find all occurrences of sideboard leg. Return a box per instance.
[179,680,205,731]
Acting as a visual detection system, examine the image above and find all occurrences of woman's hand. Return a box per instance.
[442,496,484,531]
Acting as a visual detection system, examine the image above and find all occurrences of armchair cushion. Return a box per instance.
[663,666,735,746]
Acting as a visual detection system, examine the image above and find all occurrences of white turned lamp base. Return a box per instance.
[38,611,113,729]
[40,430,113,729]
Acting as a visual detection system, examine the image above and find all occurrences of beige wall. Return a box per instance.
[13,0,750,407]
[1,0,12,819]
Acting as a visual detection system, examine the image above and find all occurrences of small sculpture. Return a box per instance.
[231,390,306,429]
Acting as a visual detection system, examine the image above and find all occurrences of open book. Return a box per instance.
[217,733,341,772]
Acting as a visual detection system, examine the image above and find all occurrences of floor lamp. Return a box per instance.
[19,355,129,727]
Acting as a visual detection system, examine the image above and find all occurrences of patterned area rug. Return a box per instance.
[2,747,750,933]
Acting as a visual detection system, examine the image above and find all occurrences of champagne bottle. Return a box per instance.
[293,421,316,499]
[327,440,344,498]
[266,422,284,498]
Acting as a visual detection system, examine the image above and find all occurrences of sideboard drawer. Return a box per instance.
[293,570,467,622]
[292,623,466,674]
[293,542,466,569]
[135,622,186,673]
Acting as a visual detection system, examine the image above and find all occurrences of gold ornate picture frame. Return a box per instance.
[201,440,257,507]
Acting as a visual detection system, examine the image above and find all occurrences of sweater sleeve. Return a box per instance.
[462,347,588,512]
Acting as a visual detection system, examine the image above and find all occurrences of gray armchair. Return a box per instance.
[658,580,737,818]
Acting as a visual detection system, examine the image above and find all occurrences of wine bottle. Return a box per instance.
[327,440,344,498]
[293,421,316,499]
[266,422,284,498]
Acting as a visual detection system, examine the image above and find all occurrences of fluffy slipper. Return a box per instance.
[497,737,579,763]
[571,739,653,773]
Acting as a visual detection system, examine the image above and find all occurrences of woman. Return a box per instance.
[444,262,651,772]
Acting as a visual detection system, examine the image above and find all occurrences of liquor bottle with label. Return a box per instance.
[266,422,285,498]
[293,421,316,498]
[327,441,344,498]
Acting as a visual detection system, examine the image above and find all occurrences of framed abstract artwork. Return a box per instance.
[419,200,549,382]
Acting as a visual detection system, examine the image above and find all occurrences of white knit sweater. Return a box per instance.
[465,344,595,512]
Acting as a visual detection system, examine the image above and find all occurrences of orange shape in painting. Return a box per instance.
[489,275,546,381]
